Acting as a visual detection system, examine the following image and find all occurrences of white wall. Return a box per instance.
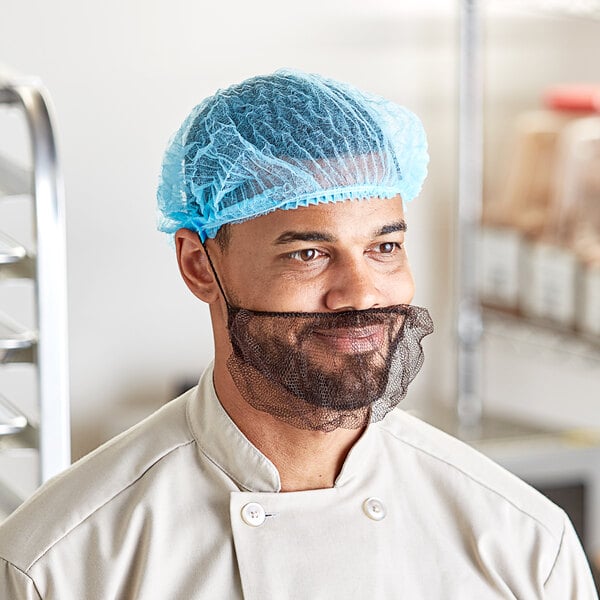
[0,1,459,458]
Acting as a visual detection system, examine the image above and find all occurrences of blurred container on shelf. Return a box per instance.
[580,265,600,337]
[479,225,522,310]
[553,115,600,337]
[543,84,600,114]
[520,240,578,326]
[480,84,600,336]
[481,109,575,312]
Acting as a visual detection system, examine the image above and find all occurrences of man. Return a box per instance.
[0,70,596,598]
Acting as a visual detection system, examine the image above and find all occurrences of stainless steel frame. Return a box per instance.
[0,75,70,509]
[456,0,484,428]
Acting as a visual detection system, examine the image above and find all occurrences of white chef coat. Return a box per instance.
[0,364,596,599]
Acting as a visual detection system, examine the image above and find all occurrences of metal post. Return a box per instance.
[16,83,71,482]
[457,0,484,428]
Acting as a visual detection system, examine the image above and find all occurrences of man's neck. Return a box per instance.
[213,359,365,492]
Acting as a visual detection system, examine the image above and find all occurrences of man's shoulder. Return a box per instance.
[377,408,566,541]
[0,388,198,573]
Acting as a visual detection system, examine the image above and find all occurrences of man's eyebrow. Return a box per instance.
[375,220,407,236]
[274,231,337,244]
[273,220,407,245]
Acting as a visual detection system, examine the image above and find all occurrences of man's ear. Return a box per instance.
[175,229,221,303]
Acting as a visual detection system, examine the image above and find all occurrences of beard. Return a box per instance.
[225,304,433,431]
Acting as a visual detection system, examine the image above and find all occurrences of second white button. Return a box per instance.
[363,497,386,521]
[241,502,266,527]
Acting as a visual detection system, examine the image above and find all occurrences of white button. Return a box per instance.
[241,502,266,527]
[363,497,386,521]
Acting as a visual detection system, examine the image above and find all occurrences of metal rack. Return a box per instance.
[456,0,484,428]
[450,4,600,581]
[456,0,600,424]
[0,74,70,516]
[483,307,600,363]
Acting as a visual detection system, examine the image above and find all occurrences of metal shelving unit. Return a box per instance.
[0,73,70,517]
[482,307,600,363]
[450,1,600,580]
[456,0,600,424]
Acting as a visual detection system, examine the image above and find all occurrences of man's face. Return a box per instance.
[209,195,415,315]
[188,195,426,429]
[207,196,416,416]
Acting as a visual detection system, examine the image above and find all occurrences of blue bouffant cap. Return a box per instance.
[157,69,428,242]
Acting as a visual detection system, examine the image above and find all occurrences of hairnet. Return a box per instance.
[157,69,428,241]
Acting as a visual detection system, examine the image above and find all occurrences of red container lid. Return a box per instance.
[544,84,600,113]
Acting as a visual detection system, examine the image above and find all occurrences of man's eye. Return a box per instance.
[377,242,400,254]
[289,248,321,262]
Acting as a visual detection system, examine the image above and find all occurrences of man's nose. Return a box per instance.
[324,257,382,311]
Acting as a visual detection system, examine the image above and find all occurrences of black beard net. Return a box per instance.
[226,304,434,432]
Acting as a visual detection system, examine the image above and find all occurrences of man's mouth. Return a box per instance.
[311,325,386,353]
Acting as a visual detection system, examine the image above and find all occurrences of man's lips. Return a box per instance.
[310,325,386,353]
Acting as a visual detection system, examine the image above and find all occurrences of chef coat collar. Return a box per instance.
[187,363,378,493]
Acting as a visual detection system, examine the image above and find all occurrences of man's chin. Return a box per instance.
[288,362,389,410]
[226,354,374,430]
